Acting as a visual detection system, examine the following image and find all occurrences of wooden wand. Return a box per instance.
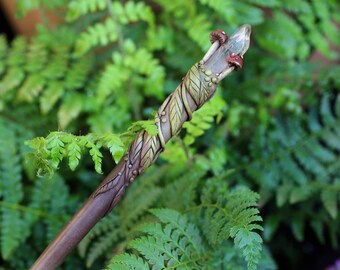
[31,24,251,269]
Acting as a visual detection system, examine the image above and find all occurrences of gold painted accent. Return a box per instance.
[204,77,210,82]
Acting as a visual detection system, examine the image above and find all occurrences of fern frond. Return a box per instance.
[0,120,24,259]
[44,174,70,242]
[64,56,92,90]
[107,253,150,270]
[118,167,165,228]
[108,180,263,270]
[114,209,205,269]
[85,230,120,268]
[26,119,158,176]
[72,1,156,56]
[16,74,45,102]
[78,213,120,261]
[320,187,338,219]
[109,40,165,98]
[233,93,340,244]
[183,95,226,145]
[125,120,158,137]
[74,18,119,56]
[96,63,130,101]
[67,0,108,21]
[42,46,70,80]
[162,170,205,211]
[198,182,263,270]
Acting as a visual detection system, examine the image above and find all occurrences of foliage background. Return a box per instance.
[0,0,339,269]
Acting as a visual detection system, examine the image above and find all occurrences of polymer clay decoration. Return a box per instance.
[31,24,251,270]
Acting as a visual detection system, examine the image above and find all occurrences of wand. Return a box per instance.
[31,24,251,269]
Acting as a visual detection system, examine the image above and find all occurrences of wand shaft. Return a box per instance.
[31,24,251,269]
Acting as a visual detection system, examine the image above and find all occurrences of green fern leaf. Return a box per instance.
[129,236,168,269]
[41,47,69,80]
[107,254,150,270]
[16,74,45,102]
[45,174,70,242]
[78,213,120,260]
[96,63,130,100]
[200,183,263,269]
[25,42,47,73]
[98,134,125,163]
[85,232,119,268]
[289,185,315,204]
[128,209,205,269]
[67,0,108,21]
[0,121,24,259]
[183,95,225,145]
[58,94,84,128]
[150,208,205,254]
[7,37,27,67]
[126,120,158,137]
[66,140,82,170]
[232,229,263,270]
[86,141,103,174]
[0,68,25,97]
[39,81,64,114]
[321,189,338,219]
[46,133,66,169]
[74,18,119,56]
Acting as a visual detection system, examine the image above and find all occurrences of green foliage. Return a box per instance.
[229,93,340,246]
[1,0,340,269]
[183,94,226,145]
[106,175,263,270]
[0,119,24,259]
[0,118,72,268]
[26,120,157,175]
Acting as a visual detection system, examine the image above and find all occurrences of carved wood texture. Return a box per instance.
[93,62,219,214]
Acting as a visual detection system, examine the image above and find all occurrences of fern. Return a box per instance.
[199,181,263,270]
[0,121,23,259]
[1,1,340,269]
[108,184,263,270]
[108,209,205,269]
[67,0,108,21]
[0,116,70,264]
[230,93,340,245]
[105,170,263,270]
[68,1,155,56]
[0,35,92,129]
[183,94,226,145]
[26,120,158,176]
